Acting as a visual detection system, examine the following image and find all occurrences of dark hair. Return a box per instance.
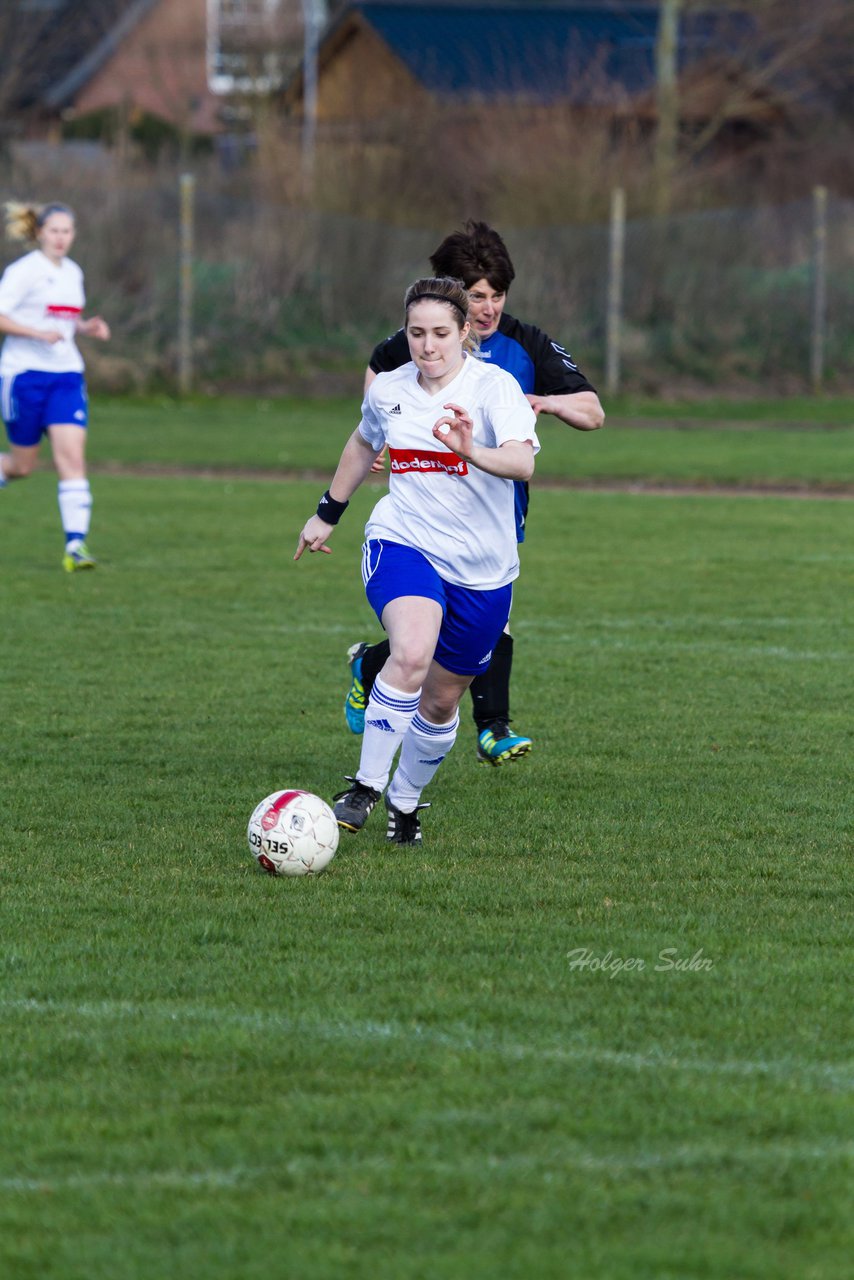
[404,277,479,355]
[429,220,516,294]
[37,202,75,228]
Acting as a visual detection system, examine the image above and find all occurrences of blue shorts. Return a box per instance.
[361,539,512,677]
[1,371,88,447]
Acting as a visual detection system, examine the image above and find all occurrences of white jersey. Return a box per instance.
[359,355,540,590]
[0,250,86,376]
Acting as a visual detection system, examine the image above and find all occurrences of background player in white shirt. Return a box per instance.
[295,277,540,847]
[0,201,111,572]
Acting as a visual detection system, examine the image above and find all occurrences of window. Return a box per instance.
[207,0,298,93]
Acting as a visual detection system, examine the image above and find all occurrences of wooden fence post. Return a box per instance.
[177,171,195,394]
[810,185,828,395]
[301,0,326,183]
[178,172,195,396]
[606,187,626,398]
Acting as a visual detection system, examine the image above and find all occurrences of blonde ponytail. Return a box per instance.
[4,200,75,243]
[4,202,40,244]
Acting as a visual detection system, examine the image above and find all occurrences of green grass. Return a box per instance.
[87,394,854,487]
[605,393,854,425]
[1,413,852,1278]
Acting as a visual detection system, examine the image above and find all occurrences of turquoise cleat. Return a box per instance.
[344,641,368,734]
[476,720,532,767]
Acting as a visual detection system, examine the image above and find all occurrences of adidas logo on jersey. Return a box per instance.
[366,717,396,732]
[389,403,402,415]
[478,649,494,666]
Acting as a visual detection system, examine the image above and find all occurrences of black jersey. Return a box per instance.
[369,311,597,398]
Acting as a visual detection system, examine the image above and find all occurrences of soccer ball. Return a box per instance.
[247,790,339,877]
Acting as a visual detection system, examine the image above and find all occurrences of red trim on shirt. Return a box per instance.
[389,448,468,477]
[46,305,82,319]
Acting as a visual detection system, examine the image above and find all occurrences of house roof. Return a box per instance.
[43,0,160,110]
[313,1,755,106]
[9,0,158,114]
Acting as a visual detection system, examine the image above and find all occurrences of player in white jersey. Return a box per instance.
[0,201,111,572]
[295,278,540,847]
[344,220,604,766]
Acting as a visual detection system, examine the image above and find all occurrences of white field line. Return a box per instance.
[88,462,854,500]
[601,641,846,661]
[237,625,846,660]
[3,998,851,1091]
[517,616,844,631]
[514,634,847,662]
[2,1139,853,1196]
[512,618,848,661]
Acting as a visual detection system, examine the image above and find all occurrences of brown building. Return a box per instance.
[2,0,306,142]
[280,1,790,149]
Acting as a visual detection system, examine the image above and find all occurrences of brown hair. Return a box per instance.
[404,277,480,355]
[429,221,516,294]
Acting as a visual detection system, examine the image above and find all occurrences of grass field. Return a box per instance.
[1,398,852,1279]
[88,393,854,488]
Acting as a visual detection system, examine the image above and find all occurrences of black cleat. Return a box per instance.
[385,797,430,846]
[332,776,381,832]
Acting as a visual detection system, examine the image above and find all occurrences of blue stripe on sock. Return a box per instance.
[372,683,421,714]
[411,713,459,736]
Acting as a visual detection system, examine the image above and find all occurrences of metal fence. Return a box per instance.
[1,156,851,397]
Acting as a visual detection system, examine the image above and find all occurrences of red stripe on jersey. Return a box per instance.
[46,305,82,319]
[389,448,468,476]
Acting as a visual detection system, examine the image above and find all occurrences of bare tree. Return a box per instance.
[673,0,854,191]
[0,1,136,156]
[0,4,53,154]
[654,0,681,216]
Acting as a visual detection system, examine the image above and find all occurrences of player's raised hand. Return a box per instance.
[294,516,334,560]
[432,403,473,458]
[370,446,389,475]
[79,315,111,341]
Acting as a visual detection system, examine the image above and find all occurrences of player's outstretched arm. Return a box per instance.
[527,390,604,431]
[294,430,380,560]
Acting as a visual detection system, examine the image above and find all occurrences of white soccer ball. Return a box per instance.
[247,789,339,877]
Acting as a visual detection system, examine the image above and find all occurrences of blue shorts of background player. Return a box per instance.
[362,539,512,677]
[1,371,88,446]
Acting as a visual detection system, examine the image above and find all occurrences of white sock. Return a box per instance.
[356,675,421,793]
[388,711,460,812]
[58,479,92,543]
